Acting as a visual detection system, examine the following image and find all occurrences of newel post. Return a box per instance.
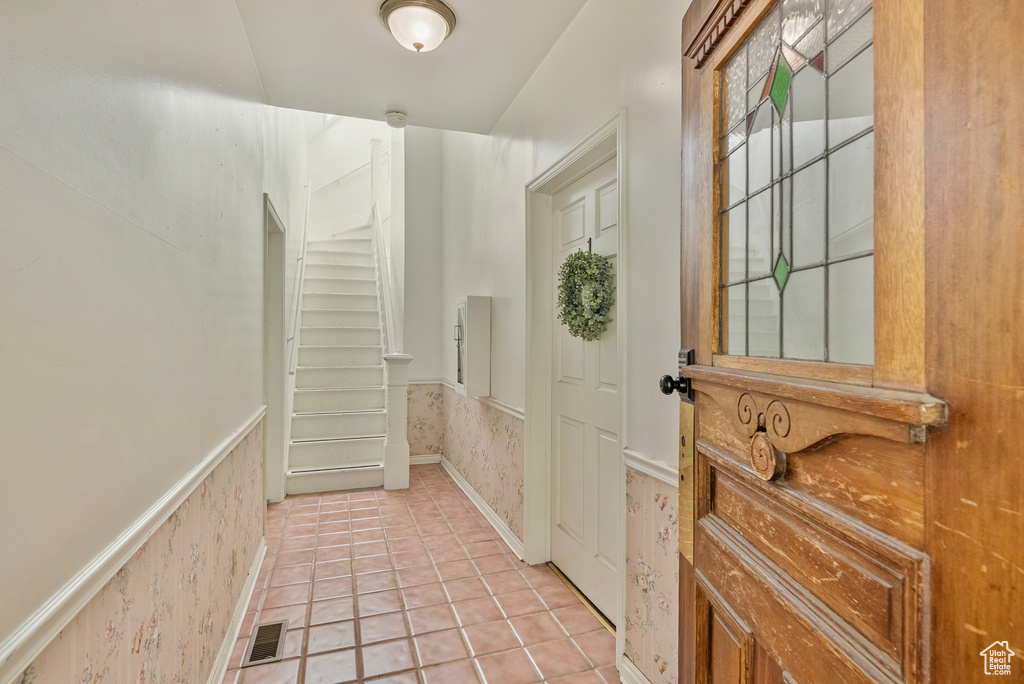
[383,353,414,490]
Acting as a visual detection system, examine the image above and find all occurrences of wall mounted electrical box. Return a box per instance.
[455,296,491,398]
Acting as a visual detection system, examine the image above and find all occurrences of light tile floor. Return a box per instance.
[224,464,620,683]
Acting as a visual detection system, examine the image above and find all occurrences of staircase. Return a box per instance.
[286,225,389,493]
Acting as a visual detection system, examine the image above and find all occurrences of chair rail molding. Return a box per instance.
[0,407,267,684]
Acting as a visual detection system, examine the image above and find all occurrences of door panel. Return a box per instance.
[677,1,945,682]
[550,157,619,620]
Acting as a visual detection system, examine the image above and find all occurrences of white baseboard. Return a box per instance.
[0,407,267,684]
[617,655,652,684]
[410,454,442,465]
[207,538,266,684]
[440,457,525,560]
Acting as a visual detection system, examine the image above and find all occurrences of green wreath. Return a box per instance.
[557,250,615,341]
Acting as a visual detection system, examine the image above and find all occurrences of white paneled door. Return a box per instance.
[550,158,619,621]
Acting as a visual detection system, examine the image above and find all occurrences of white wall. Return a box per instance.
[404,127,445,380]
[438,0,686,464]
[0,1,308,659]
[306,115,392,191]
[440,131,534,408]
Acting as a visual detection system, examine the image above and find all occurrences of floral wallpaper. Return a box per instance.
[442,386,525,541]
[624,466,679,684]
[22,419,265,684]
[408,384,445,455]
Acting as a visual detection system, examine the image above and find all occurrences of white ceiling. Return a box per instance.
[234,0,589,134]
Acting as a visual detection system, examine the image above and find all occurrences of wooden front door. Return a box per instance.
[677,0,1024,681]
[670,0,989,681]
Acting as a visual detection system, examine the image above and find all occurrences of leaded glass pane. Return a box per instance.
[749,190,773,278]
[717,0,873,364]
[828,133,874,258]
[827,0,871,39]
[796,20,826,60]
[723,46,748,131]
[722,203,747,284]
[748,279,781,357]
[829,256,873,364]
[749,74,769,112]
[748,101,773,192]
[748,8,781,82]
[791,66,825,167]
[828,46,873,146]
[722,145,746,208]
[783,0,824,45]
[784,268,825,360]
[792,161,826,266]
[828,8,872,69]
[725,284,747,355]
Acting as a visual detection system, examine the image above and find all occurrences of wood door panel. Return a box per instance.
[697,578,753,684]
[696,391,926,547]
[696,518,909,684]
[714,469,908,661]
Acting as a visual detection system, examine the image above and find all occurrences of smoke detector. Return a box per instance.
[386,111,408,129]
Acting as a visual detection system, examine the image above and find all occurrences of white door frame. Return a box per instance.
[264,194,288,503]
[524,110,628,636]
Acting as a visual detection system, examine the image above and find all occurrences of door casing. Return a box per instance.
[264,194,288,503]
[524,110,628,659]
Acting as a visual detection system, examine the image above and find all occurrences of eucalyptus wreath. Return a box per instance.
[557,250,615,341]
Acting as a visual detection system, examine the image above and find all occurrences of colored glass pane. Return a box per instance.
[770,57,793,113]
[773,253,791,290]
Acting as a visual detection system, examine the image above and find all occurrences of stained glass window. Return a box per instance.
[719,0,873,365]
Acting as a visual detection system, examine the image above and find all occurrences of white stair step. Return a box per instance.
[299,346,382,367]
[289,436,384,471]
[302,293,378,311]
[303,278,376,295]
[306,250,373,267]
[296,366,384,389]
[301,310,379,328]
[300,327,380,346]
[304,263,376,280]
[307,238,372,254]
[286,464,384,494]
[293,388,385,413]
[333,225,372,239]
[291,411,386,441]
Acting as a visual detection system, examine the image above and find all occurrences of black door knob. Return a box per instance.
[660,374,683,395]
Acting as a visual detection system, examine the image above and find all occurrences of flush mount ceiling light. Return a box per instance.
[380,0,456,53]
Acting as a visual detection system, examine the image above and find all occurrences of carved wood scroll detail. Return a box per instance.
[684,0,754,68]
[689,365,947,467]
